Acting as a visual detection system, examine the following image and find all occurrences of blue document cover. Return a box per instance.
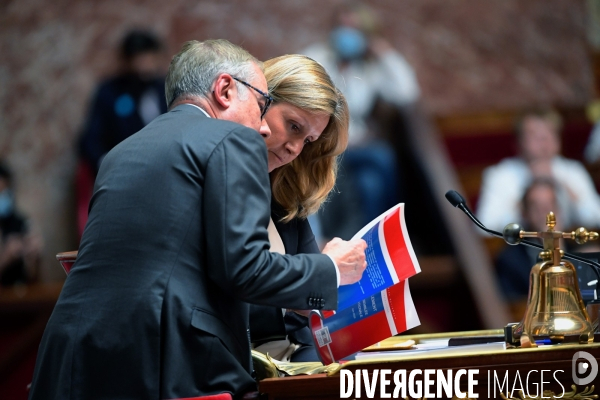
[336,204,420,311]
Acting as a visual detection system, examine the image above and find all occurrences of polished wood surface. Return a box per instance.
[259,331,600,400]
[55,251,78,261]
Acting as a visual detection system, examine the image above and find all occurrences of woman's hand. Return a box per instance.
[322,237,367,286]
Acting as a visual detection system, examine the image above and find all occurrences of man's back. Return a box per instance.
[30,105,339,399]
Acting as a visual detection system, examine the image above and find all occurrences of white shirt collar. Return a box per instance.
[184,103,211,118]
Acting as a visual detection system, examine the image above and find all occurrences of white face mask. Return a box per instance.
[0,189,14,218]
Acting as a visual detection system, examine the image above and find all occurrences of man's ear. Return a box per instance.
[212,74,236,110]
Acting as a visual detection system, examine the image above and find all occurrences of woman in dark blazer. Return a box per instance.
[250,54,350,362]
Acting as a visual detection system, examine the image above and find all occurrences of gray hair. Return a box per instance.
[165,39,260,107]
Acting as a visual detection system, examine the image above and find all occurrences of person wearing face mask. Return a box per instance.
[0,161,43,286]
[303,1,420,237]
[476,109,600,233]
[248,54,354,362]
[76,30,169,238]
[78,30,167,176]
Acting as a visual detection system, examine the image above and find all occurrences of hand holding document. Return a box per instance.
[322,237,368,286]
[309,204,422,364]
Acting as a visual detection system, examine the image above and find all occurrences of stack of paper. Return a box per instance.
[310,204,421,364]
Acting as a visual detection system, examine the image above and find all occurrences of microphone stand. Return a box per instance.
[445,190,600,297]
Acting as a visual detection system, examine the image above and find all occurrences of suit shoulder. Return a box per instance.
[189,118,265,150]
[208,118,262,138]
[171,109,256,137]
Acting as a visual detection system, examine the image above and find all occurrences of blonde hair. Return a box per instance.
[165,39,260,108]
[265,55,349,222]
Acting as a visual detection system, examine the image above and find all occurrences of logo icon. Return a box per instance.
[572,351,598,385]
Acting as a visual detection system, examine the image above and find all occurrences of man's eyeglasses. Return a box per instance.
[232,77,274,120]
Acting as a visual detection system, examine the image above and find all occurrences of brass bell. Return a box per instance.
[504,212,599,344]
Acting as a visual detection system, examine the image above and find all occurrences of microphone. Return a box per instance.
[445,190,503,238]
[444,190,465,208]
[444,190,600,283]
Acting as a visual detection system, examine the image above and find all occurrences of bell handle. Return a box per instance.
[563,227,599,244]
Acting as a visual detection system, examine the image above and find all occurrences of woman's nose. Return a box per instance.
[285,139,303,156]
[259,118,271,139]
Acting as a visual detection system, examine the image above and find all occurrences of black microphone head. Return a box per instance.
[445,190,466,208]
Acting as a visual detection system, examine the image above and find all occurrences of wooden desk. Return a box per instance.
[0,282,63,378]
[259,331,600,400]
[0,281,63,313]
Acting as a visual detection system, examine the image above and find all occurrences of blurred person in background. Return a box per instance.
[584,119,600,190]
[249,54,349,362]
[0,161,43,287]
[304,1,420,238]
[78,29,167,175]
[584,121,600,165]
[477,108,600,233]
[76,29,167,237]
[495,178,558,303]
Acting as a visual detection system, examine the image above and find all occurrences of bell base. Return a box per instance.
[586,301,600,333]
[505,321,594,345]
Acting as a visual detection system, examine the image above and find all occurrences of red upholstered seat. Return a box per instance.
[167,394,233,400]
[56,251,78,275]
[76,159,95,240]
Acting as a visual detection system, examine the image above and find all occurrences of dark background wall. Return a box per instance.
[0,0,594,281]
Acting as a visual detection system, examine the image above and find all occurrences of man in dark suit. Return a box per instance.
[250,202,325,362]
[29,39,367,400]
